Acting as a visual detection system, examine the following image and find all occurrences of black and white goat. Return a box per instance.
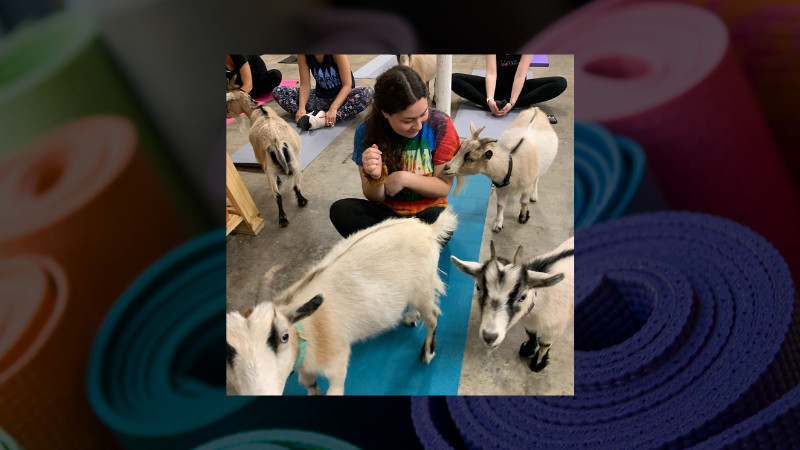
[451,237,573,372]
[227,209,458,395]
[226,77,308,226]
[443,107,558,232]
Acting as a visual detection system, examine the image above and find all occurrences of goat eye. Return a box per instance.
[281,332,289,343]
[475,284,481,292]
[518,293,527,302]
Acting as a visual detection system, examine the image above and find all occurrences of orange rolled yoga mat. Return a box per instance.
[0,116,188,327]
[0,256,119,449]
[524,2,800,284]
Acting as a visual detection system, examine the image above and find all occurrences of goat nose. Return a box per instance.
[482,331,498,345]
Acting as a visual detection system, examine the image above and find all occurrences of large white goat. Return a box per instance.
[451,237,573,372]
[443,107,558,232]
[226,209,458,395]
[226,78,308,227]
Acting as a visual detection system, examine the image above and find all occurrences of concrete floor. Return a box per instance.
[226,55,574,395]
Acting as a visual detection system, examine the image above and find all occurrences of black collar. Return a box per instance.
[493,156,513,188]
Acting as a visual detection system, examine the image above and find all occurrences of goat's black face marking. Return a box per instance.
[226,343,237,366]
[267,323,280,352]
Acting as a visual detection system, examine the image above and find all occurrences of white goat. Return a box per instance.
[451,237,573,372]
[443,107,558,232]
[226,78,308,227]
[397,54,436,104]
[226,209,458,395]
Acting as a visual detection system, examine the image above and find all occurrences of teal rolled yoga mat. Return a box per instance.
[0,12,208,231]
[193,429,361,450]
[0,427,22,450]
[88,231,416,448]
[575,121,665,230]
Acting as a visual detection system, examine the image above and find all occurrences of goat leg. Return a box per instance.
[519,330,538,358]
[293,185,308,207]
[276,193,289,227]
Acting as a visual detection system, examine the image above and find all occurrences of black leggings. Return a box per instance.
[249,69,283,98]
[451,73,567,109]
[329,198,445,238]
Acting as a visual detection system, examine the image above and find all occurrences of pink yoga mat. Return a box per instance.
[523,1,800,283]
[226,79,297,124]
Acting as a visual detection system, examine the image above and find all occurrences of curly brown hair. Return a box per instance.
[362,65,428,172]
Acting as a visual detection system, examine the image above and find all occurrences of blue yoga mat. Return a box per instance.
[283,176,493,395]
[575,121,666,230]
[412,212,800,448]
[193,429,361,450]
[87,231,425,448]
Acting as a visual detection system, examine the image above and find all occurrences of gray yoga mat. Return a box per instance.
[353,54,397,79]
[230,115,354,169]
[452,71,525,139]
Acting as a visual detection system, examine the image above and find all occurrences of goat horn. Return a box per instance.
[513,245,524,265]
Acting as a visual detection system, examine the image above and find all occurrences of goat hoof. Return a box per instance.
[518,211,531,224]
[419,346,435,364]
[492,224,503,233]
[519,341,536,358]
[529,353,550,372]
[279,217,289,227]
[297,197,308,207]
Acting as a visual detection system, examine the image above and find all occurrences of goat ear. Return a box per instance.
[289,294,324,324]
[451,256,481,278]
[513,245,524,265]
[484,150,493,160]
[226,92,236,102]
[527,271,565,288]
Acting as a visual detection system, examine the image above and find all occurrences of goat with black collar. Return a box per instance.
[443,107,558,232]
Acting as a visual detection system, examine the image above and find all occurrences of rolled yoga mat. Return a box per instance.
[88,231,423,448]
[0,11,209,230]
[193,429,361,450]
[0,428,22,450]
[0,256,118,449]
[0,116,188,328]
[574,121,665,230]
[412,212,800,448]
[523,1,800,286]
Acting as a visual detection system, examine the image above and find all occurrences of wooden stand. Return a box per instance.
[226,152,264,235]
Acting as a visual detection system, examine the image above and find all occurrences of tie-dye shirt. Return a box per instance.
[352,108,460,216]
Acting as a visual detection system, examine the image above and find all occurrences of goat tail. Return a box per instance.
[430,207,458,246]
[270,141,292,174]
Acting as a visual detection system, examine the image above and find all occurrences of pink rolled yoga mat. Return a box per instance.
[524,2,800,282]
[226,79,297,124]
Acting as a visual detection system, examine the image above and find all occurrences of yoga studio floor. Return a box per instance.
[226,55,574,396]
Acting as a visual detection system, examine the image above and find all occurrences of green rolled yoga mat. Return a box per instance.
[193,429,361,450]
[0,12,209,232]
[0,428,22,450]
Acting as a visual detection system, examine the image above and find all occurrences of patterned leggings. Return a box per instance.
[272,86,374,123]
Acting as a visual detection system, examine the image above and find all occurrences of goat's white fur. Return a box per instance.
[444,107,558,232]
[227,209,458,395]
[226,80,307,226]
[451,237,573,371]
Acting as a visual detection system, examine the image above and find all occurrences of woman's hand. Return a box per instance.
[384,171,408,197]
[325,107,338,127]
[497,102,513,117]
[295,107,307,123]
[488,99,501,116]
[362,145,383,179]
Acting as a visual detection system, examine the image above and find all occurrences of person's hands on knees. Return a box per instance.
[498,102,513,117]
[362,145,383,179]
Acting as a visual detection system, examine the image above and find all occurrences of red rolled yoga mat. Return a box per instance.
[524,1,800,283]
[0,256,119,449]
[0,116,188,327]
